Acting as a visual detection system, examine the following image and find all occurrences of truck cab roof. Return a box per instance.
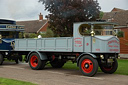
[0,19,16,25]
[0,19,24,32]
[74,21,118,26]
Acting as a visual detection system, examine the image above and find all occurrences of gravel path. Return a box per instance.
[0,62,128,85]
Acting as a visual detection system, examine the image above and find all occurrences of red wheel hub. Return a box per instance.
[81,59,93,73]
[30,55,38,67]
[103,66,112,71]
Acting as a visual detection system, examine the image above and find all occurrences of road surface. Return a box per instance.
[0,62,128,85]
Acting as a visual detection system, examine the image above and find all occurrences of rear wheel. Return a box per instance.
[29,53,46,70]
[99,59,118,74]
[15,55,22,64]
[50,58,65,68]
[79,55,98,77]
[0,54,3,65]
[15,59,19,64]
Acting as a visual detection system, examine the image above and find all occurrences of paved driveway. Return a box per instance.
[0,62,128,85]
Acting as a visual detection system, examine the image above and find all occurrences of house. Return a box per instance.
[102,8,128,54]
[111,7,125,12]
[16,13,49,33]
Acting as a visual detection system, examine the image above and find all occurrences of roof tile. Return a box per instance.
[16,20,47,33]
[102,10,128,26]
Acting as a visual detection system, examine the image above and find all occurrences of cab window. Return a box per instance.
[79,24,91,36]
[0,31,19,39]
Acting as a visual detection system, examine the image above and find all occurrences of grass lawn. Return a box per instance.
[61,59,128,75]
[115,59,128,75]
[0,78,37,85]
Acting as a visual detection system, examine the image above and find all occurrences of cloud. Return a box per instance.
[98,0,128,12]
[0,0,49,21]
[0,0,127,20]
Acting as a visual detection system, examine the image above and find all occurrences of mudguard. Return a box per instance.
[77,53,97,66]
[26,51,48,62]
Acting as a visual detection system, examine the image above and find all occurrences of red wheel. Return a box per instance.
[29,53,46,70]
[103,67,113,71]
[79,55,98,77]
[30,55,38,68]
[81,59,93,73]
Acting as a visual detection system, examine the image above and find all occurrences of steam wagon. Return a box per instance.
[0,20,119,76]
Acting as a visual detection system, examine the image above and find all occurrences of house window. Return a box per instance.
[114,29,121,34]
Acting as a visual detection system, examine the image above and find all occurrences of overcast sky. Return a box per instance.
[0,0,128,21]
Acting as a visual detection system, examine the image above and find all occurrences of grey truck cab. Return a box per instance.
[73,22,119,76]
[1,21,119,77]
[74,22,119,53]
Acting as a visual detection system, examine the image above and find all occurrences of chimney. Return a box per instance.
[39,13,43,21]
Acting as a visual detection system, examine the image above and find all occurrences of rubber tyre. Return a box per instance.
[15,59,19,64]
[99,59,118,74]
[50,59,65,68]
[19,55,23,61]
[79,55,98,77]
[0,54,3,65]
[29,53,46,70]
[15,55,22,64]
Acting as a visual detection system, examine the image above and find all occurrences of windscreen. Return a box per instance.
[0,31,19,39]
[94,25,115,35]
[79,24,115,36]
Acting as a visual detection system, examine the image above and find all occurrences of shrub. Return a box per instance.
[117,31,124,38]
[40,29,54,38]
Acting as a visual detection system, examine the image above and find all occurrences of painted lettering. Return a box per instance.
[109,45,118,48]
[108,40,119,45]
[74,38,82,47]
[96,49,100,51]
[109,49,119,52]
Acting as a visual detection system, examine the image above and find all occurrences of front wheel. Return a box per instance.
[99,59,118,74]
[79,55,98,77]
[29,53,46,70]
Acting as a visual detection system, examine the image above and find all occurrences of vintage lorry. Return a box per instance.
[0,20,120,76]
[0,19,24,63]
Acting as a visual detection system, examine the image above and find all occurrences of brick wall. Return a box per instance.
[39,22,49,32]
[119,38,128,54]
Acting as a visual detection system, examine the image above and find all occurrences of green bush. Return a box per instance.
[29,33,38,38]
[117,31,124,37]
[23,33,38,38]
[24,33,30,38]
[23,28,54,38]
[19,32,24,38]
[40,28,54,38]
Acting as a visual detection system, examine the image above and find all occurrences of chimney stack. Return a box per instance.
[39,13,43,21]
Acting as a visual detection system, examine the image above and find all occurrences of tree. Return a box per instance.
[39,0,101,37]
[99,11,104,19]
